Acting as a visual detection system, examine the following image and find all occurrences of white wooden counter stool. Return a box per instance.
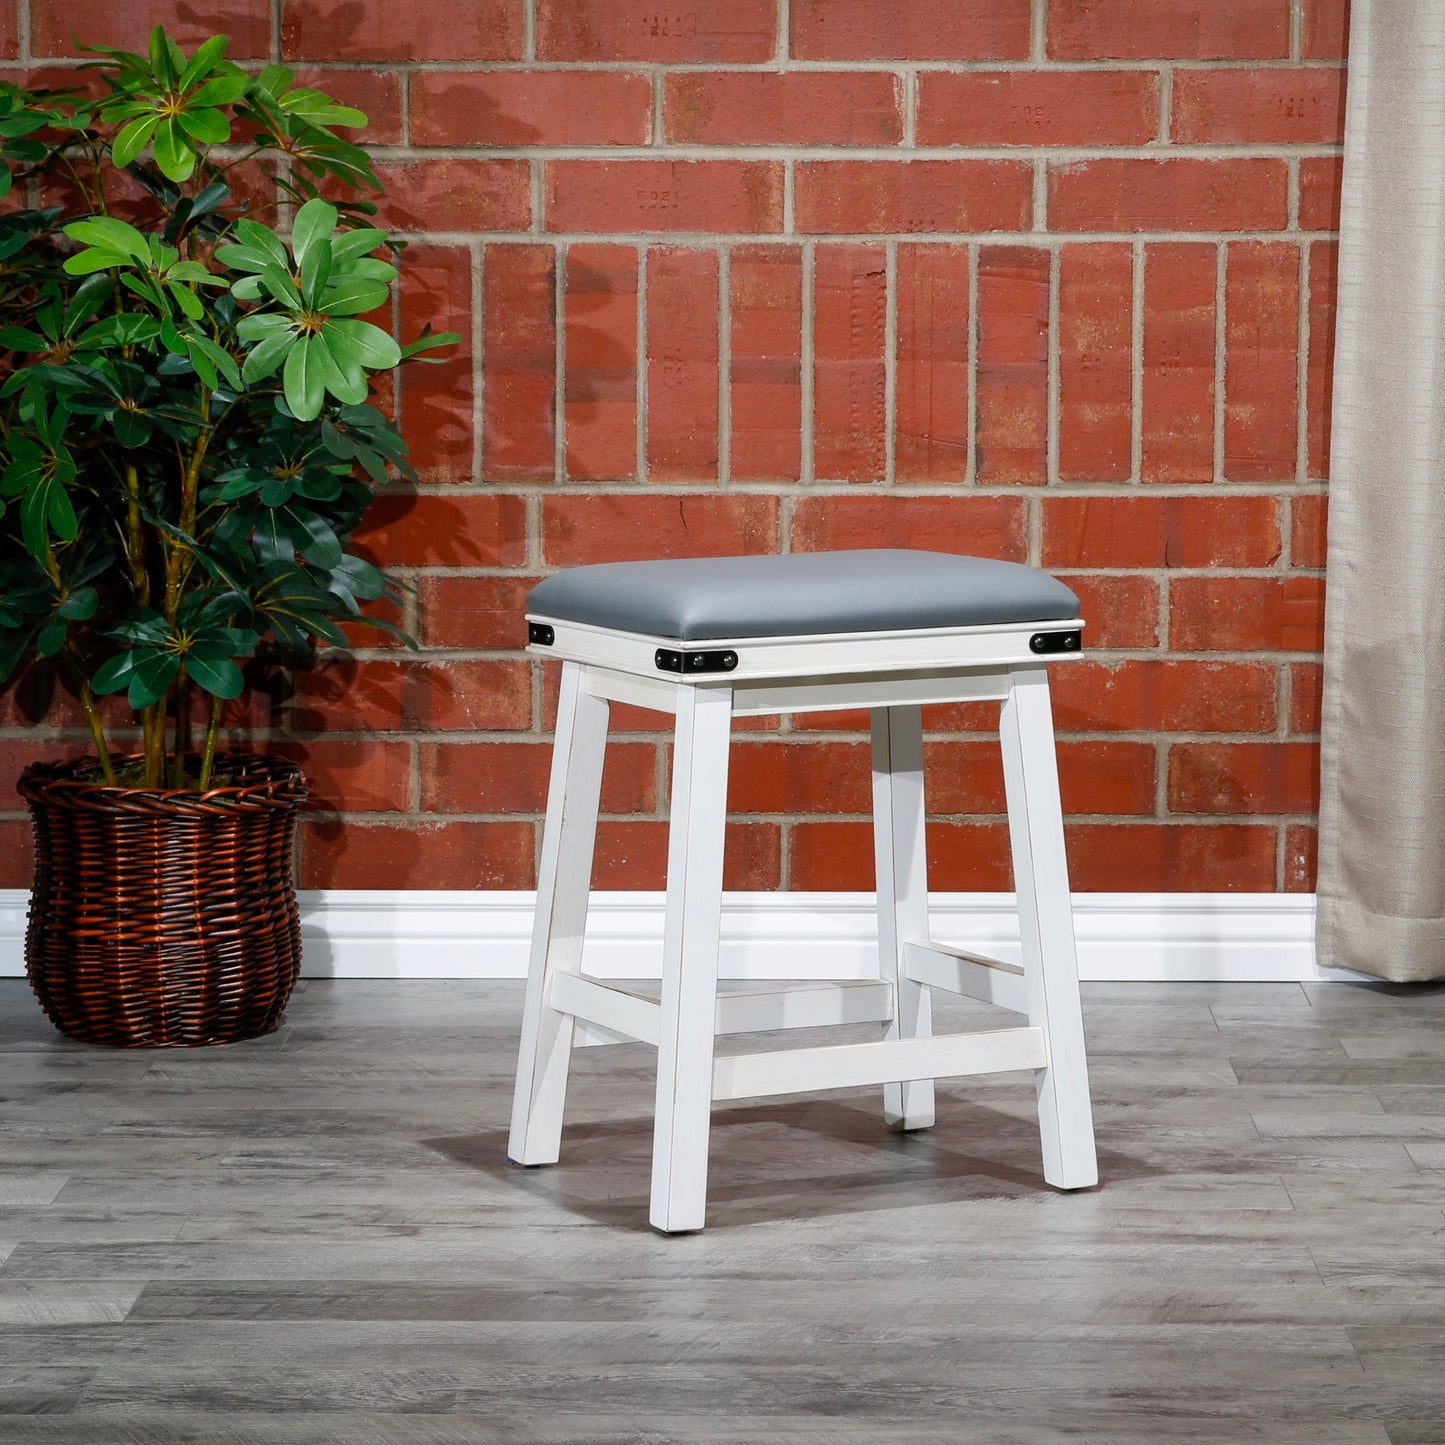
[507,548,1098,1233]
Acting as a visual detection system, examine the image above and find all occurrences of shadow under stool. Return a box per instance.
[508,549,1098,1232]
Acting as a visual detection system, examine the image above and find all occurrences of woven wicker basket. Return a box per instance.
[18,753,309,1048]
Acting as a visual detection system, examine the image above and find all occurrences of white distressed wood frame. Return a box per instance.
[507,633,1100,1232]
[506,662,609,1167]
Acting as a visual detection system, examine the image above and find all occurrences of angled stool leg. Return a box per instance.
[651,683,733,1234]
[871,705,936,1132]
[508,661,609,1167]
[999,665,1098,1190]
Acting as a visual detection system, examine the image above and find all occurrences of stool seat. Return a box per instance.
[527,549,1080,642]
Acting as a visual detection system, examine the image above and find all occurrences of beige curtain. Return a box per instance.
[1316,0,1445,980]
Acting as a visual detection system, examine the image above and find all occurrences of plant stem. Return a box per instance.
[143,702,164,788]
[80,681,115,786]
[170,666,190,788]
[198,692,223,790]
[122,463,149,606]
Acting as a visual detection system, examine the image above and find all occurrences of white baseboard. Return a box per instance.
[0,888,1366,983]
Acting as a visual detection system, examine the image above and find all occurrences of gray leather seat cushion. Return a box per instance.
[527,549,1080,641]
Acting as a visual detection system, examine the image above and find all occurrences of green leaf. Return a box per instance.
[64,216,151,265]
[290,198,337,267]
[298,236,332,306]
[188,74,250,107]
[186,333,243,391]
[259,264,303,309]
[236,312,292,340]
[316,332,367,404]
[62,274,114,337]
[234,218,291,269]
[257,65,294,96]
[127,649,180,709]
[241,323,295,383]
[152,116,195,183]
[177,106,230,146]
[283,335,328,420]
[400,328,462,361]
[324,317,401,372]
[56,585,98,621]
[0,327,47,352]
[149,25,178,88]
[318,276,387,317]
[330,228,387,265]
[177,33,229,92]
[172,283,204,320]
[63,249,128,277]
[184,654,244,698]
[110,111,161,169]
[91,650,137,695]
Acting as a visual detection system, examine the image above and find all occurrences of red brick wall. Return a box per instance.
[0,0,1348,894]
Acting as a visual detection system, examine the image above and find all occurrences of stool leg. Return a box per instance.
[508,661,609,1167]
[871,705,936,1132]
[999,665,1098,1191]
[651,683,733,1233]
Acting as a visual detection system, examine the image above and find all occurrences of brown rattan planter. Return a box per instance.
[18,753,309,1048]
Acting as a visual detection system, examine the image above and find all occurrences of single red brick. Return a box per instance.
[537,0,777,62]
[35,1,270,57]
[594,820,780,890]
[565,245,638,481]
[1306,241,1337,478]
[1172,69,1345,146]
[0,819,32,887]
[1043,496,1282,569]
[665,71,901,147]
[1053,659,1279,734]
[283,0,521,59]
[813,245,887,480]
[546,160,783,235]
[791,0,1029,60]
[647,249,720,482]
[293,659,532,734]
[1058,244,1133,482]
[792,495,1027,560]
[1291,494,1328,569]
[398,246,473,483]
[1289,661,1323,733]
[895,243,969,482]
[300,819,535,889]
[417,576,537,649]
[1299,157,1342,231]
[918,70,1157,148]
[1224,242,1300,482]
[292,69,402,145]
[1058,740,1158,816]
[354,493,528,568]
[1048,0,1288,60]
[1049,159,1288,233]
[542,494,779,564]
[1065,822,1277,891]
[1069,576,1162,649]
[368,160,530,233]
[796,161,1032,235]
[729,245,802,482]
[412,70,651,147]
[0,5,16,59]
[976,247,1049,485]
[1284,822,1318,891]
[788,820,1013,891]
[923,740,1007,814]
[1303,0,1349,59]
[271,740,413,813]
[1169,741,1319,814]
[1169,576,1326,652]
[1141,242,1217,484]
[484,245,557,482]
[420,740,656,815]
[727,740,872,815]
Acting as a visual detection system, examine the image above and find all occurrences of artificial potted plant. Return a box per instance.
[0,29,453,1046]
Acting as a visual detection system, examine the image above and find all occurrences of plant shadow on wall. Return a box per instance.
[0,27,459,790]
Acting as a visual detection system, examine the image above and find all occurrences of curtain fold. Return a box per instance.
[1316,0,1445,980]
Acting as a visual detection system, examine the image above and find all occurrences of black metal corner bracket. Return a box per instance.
[1028,630,1082,655]
[528,622,555,646]
[655,648,739,675]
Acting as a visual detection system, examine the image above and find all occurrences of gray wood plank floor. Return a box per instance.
[2,974,1444,1444]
